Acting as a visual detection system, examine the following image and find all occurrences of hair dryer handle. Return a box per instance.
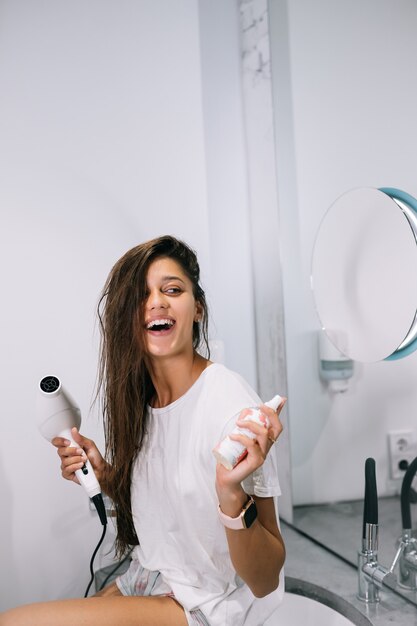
[63,433,106,524]
[74,458,102,499]
[62,431,101,499]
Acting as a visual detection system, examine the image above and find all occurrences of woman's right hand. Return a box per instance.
[51,427,107,487]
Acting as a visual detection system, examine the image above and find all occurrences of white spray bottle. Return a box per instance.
[212,395,283,470]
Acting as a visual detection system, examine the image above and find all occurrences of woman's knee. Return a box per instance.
[0,607,27,626]
[0,610,11,626]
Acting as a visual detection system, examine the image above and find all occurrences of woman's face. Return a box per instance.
[142,256,201,361]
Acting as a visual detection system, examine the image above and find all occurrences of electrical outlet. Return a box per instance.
[387,430,416,480]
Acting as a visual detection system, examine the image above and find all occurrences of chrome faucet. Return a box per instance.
[395,456,417,589]
[358,458,397,602]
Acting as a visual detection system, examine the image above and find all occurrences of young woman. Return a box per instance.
[0,236,285,626]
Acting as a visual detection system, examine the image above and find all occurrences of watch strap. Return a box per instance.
[218,495,257,530]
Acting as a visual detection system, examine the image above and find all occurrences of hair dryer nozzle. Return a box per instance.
[36,375,81,440]
[39,375,61,394]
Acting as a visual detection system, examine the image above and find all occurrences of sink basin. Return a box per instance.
[264,592,355,625]
[263,577,372,626]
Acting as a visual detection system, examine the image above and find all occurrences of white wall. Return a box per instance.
[197,0,257,383]
[0,0,259,610]
[269,0,417,505]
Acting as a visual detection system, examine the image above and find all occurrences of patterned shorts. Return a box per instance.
[116,555,210,626]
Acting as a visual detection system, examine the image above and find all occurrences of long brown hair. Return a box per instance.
[97,236,209,556]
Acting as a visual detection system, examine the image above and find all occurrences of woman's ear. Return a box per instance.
[194,301,203,322]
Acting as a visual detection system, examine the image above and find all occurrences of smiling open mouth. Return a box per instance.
[146,318,175,332]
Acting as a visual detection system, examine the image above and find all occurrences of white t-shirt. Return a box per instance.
[130,363,284,625]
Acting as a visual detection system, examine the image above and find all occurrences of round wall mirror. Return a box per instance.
[311,187,417,363]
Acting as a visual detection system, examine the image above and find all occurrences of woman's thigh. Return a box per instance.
[0,594,189,626]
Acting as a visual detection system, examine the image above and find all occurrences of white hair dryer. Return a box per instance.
[36,375,107,526]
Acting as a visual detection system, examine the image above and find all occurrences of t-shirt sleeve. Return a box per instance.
[241,447,281,497]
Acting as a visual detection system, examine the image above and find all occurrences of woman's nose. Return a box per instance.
[146,288,168,310]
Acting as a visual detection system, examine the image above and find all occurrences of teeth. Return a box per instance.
[146,318,174,329]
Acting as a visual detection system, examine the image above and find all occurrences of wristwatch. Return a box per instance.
[218,495,258,530]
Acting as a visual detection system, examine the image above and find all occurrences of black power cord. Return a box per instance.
[84,494,108,598]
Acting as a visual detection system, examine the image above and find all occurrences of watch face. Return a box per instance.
[243,500,258,528]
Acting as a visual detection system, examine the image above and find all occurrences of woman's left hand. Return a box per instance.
[215,398,286,493]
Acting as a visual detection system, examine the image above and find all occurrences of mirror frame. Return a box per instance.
[380,188,417,361]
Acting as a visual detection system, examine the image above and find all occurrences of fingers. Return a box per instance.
[60,461,83,484]
[223,424,269,487]
[51,436,71,448]
[260,397,286,445]
[233,418,268,442]
[230,397,287,457]
[71,426,87,445]
[58,444,87,484]
[58,444,87,464]
[216,398,287,491]
[50,427,105,486]
[230,419,269,459]
[51,427,90,485]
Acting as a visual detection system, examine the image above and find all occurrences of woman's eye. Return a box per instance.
[165,287,182,294]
